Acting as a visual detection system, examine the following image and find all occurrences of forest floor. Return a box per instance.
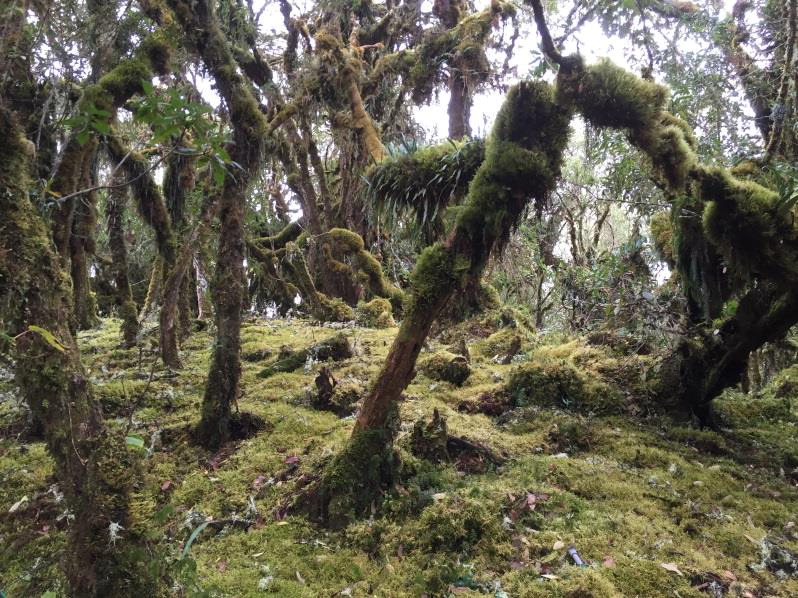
[2,314,798,597]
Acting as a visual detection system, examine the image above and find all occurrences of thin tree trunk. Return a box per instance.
[160,193,220,369]
[105,173,139,346]
[162,0,273,447]
[70,167,100,330]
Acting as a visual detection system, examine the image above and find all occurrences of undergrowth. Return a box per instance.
[1,316,797,596]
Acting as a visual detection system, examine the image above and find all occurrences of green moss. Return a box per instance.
[258,333,353,378]
[564,58,668,130]
[414,494,502,553]
[418,351,472,386]
[255,221,303,248]
[649,210,675,266]
[698,165,795,281]
[355,298,395,328]
[327,228,365,253]
[506,358,623,414]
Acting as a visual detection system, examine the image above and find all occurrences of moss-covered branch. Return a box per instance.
[315,29,385,162]
[49,32,172,260]
[555,55,798,419]
[298,80,571,525]
[372,1,514,105]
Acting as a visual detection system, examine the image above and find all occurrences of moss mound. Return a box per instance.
[418,351,472,386]
[4,317,798,597]
[355,298,396,328]
[258,332,354,379]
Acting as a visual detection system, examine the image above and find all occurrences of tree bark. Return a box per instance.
[105,172,139,347]
[1,104,152,597]
[299,81,572,524]
[159,193,220,368]
[163,0,273,447]
[70,179,100,330]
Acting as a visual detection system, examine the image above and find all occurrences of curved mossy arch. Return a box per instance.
[298,50,798,525]
[556,56,798,424]
[294,78,573,525]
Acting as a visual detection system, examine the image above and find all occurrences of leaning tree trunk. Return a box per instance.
[105,172,139,347]
[297,80,573,525]
[1,105,153,597]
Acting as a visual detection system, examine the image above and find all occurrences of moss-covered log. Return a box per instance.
[1,105,155,596]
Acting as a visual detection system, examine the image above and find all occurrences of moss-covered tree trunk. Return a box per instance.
[70,171,100,330]
[300,80,572,524]
[163,0,272,447]
[159,193,220,369]
[106,134,179,365]
[105,173,139,347]
[0,104,153,597]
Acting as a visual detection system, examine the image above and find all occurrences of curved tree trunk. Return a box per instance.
[299,80,572,524]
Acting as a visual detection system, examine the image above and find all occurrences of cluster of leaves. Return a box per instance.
[767,161,798,215]
[366,138,485,240]
[132,81,236,186]
[63,102,112,145]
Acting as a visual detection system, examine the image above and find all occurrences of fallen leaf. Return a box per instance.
[553,540,565,551]
[602,556,616,568]
[8,496,28,513]
[722,570,736,582]
[160,480,174,492]
[295,570,306,584]
[661,562,683,576]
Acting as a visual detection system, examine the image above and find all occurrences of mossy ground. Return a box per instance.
[1,317,797,596]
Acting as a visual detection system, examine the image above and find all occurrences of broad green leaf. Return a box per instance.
[125,435,146,449]
[181,521,211,558]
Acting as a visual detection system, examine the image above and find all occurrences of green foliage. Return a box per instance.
[366,139,486,239]
[131,81,234,185]
[63,103,112,145]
